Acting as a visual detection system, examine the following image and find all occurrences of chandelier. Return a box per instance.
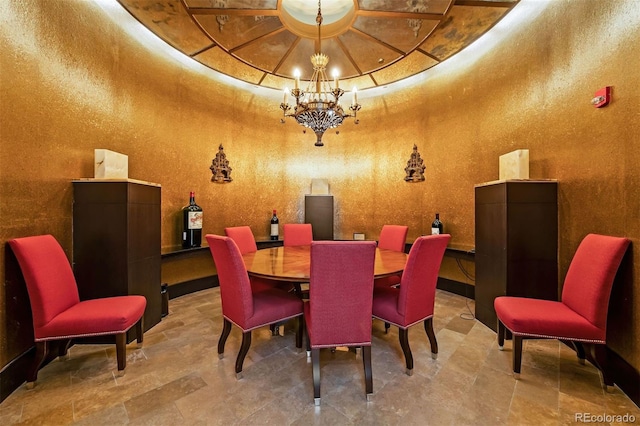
[279,0,361,147]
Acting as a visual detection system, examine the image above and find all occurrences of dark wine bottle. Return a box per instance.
[182,191,203,248]
[270,210,279,240]
[431,213,443,235]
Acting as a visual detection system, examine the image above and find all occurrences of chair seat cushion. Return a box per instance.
[35,295,146,341]
[494,296,605,343]
[372,286,414,328]
[241,288,303,331]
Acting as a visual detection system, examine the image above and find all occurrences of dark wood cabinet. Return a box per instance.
[474,180,558,331]
[72,179,162,339]
[305,195,334,240]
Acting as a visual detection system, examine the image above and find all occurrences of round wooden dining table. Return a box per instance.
[242,245,408,282]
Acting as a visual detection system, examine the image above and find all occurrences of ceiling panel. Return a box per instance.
[338,30,404,75]
[358,0,453,15]
[184,0,277,9]
[194,15,284,51]
[119,0,213,55]
[352,16,440,53]
[233,30,298,73]
[420,5,510,61]
[372,51,440,85]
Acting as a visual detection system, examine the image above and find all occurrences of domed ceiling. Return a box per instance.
[118,0,519,90]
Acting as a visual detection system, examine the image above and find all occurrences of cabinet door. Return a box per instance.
[73,186,129,300]
[305,196,334,240]
[475,184,507,331]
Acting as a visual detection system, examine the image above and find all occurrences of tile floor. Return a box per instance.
[0,288,638,425]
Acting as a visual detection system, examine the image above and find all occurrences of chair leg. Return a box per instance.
[362,345,373,401]
[57,339,72,359]
[26,341,49,388]
[384,322,390,334]
[235,331,252,379]
[136,317,144,347]
[497,320,505,350]
[424,318,438,360]
[398,328,414,375]
[512,335,523,379]
[218,318,232,359]
[305,325,311,358]
[296,315,303,350]
[115,332,127,376]
[589,343,614,391]
[293,282,303,298]
[312,348,321,405]
[574,341,586,365]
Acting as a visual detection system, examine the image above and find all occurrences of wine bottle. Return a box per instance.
[431,213,443,235]
[182,191,203,248]
[270,210,279,240]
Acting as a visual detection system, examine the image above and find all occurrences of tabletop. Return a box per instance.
[242,245,408,282]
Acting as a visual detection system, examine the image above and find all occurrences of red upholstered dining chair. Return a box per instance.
[8,235,146,388]
[372,234,450,375]
[495,234,630,388]
[224,226,292,293]
[206,234,303,379]
[374,225,408,290]
[305,241,377,405]
[283,223,313,298]
[283,223,313,247]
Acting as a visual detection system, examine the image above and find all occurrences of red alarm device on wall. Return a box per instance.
[591,86,611,108]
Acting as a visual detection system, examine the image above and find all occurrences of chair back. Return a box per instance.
[283,223,313,247]
[378,225,408,252]
[561,234,630,332]
[8,235,80,332]
[224,226,258,255]
[309,241,376,347]
[397,235,450,324]
[206,234,254,326]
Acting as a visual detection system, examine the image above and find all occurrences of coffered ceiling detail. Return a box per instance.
[118,0,519,90]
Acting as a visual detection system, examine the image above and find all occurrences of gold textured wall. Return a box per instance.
[1,0,639,377]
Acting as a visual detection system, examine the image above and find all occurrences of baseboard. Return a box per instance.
[608,347,640,408]
[437,277,475,300]
[0,347,33,402]
[167,276,219,299]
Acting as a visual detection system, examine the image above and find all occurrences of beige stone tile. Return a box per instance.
[72,371,163,420]
[445,315,477,335]
[73,403,130,425]
[508,393,560,425]
[558,392,607,425]
[19,401,75,425]
[128,402,186,426]
[0,402,23,424]
[513,376,560,408]
[123,373,208,420]
[290,403,353,425]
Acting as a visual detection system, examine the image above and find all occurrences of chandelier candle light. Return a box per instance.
[279,0,361,147]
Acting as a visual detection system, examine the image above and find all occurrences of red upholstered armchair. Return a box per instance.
[305,241,377,405]
[8,235,146,388]
[495,234,630,388]
[283,223,313,247]
[206,234,303,379]
[372,234,450,375]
